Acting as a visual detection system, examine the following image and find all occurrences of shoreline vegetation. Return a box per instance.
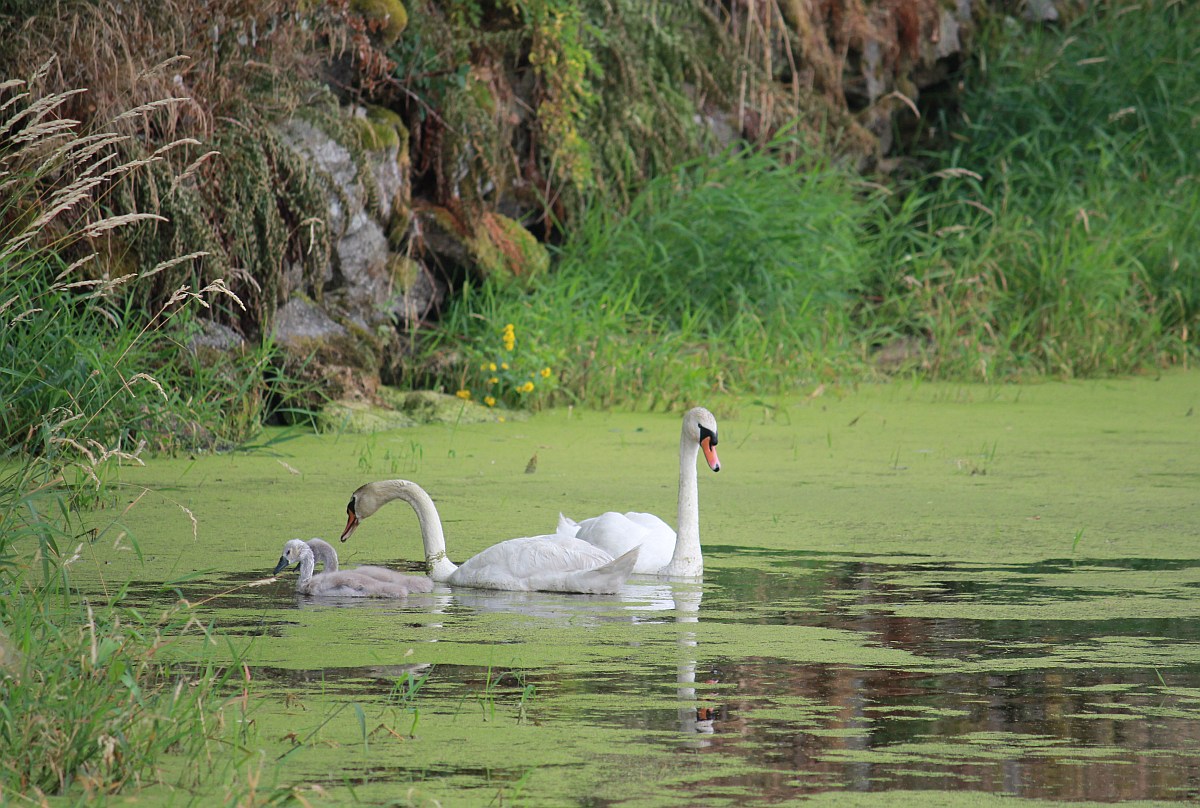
[428,2,1198,410]
[0,1,1196,802]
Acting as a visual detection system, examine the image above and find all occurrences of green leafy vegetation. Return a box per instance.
[0,584,255,798]
[0,62,276,461]
[861,0,1199,380]
[0,68,267,802]
[426,1,1199,407]
[430,136,880,409]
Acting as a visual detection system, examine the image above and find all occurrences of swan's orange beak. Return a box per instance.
[340,507,359,543]
[701,436,721,472]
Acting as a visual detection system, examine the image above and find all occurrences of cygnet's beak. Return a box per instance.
[272,555,292,575]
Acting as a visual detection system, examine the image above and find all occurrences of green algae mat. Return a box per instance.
[78,373,1200,805]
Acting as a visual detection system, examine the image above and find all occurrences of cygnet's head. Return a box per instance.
[273,538,311,574]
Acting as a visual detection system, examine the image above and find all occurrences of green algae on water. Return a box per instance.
[73,372,1200,805]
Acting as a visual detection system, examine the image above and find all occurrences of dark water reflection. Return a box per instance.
[678,549,1200,802]
[667,661,1200,801]
[122,549,1200,802]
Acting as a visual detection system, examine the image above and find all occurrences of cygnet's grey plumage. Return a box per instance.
[274,538,433,597]
[303,537,431,587]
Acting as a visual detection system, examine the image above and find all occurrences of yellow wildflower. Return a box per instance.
[518,381,535,394]
[489,362,497,372]
[455,389,471,400]
[484,396,496,407]
[501,362,509,370]
[488,377,499,385]
[540,367,552,378]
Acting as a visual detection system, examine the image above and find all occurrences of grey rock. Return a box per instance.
[188,319,245,354]
[1022,0,1059,23]
[272,296,347,345]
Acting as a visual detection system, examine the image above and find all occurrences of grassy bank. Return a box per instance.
[427,1,1199,409]
[864,0,1198,380]
[0,70,268,802]
[433,138,885,410]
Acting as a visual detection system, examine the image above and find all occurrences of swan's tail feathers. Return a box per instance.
[607,546,640,577]
[566,547,640,594]
[556,513,580,536]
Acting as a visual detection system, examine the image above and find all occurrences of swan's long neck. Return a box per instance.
[377,480,458,582]
[665,430,702,575]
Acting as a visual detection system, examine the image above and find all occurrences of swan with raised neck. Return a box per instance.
[557,406,720,577]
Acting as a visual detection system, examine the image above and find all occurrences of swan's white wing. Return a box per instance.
[573,512,676,574]
[622,511,674,535]
[450,534,632,593]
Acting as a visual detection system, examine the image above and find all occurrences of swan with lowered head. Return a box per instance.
[274,538,433,597]
[557,406,720,577]
[339,479,639,594]
[303,537,425,585]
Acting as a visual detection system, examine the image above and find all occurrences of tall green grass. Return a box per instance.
[429,137,884,409]
[0,584,255,798]
[0,124,267,465]
[425,2,1198,402]
[864,0,1198,379]
[0,64,264,801]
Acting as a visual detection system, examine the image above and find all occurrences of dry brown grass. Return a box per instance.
[1,1,343,138]
[706,0,961,162]
[0,2,378,338]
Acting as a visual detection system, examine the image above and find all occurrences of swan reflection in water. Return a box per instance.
[444,578,723,743]
[669,582,719,744]
[291,577,723,741]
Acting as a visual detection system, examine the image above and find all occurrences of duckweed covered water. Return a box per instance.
[77,373,1200,805]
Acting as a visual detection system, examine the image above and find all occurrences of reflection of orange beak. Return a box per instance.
[700,436,721,472]
[340,508,359,543]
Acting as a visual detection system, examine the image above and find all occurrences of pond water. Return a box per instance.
[76,373,1200,805]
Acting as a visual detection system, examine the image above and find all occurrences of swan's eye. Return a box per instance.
[345,495,356,515]
[699,425,718,447]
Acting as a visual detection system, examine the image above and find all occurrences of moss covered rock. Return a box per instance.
[377,388,513,423]
[471,211,549,283]
[318,389,508,433]
[351,0,408,47]
[351,105,410,154]
[418,205,548,285]
[387,254,422,292]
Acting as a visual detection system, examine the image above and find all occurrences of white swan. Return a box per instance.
[339,479,639,594]
[273,538,433,597]
[303,537,425,586]
[557,406,720,577]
